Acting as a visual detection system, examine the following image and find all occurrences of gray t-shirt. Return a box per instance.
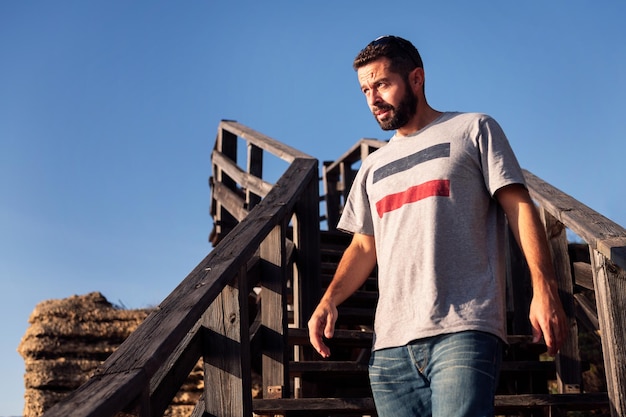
[337,112,525,351]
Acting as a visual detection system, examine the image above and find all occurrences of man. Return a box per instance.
[308,35,567,417]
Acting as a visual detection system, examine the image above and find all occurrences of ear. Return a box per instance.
[410,67,425,91]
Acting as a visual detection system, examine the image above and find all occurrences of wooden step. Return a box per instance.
[289,328,373,347]
[254,397,375,415]
[290,328,544,349]
[320,275,378,294]
[253,393,609,415]
[335,307,376,326]
[320,246,348,258]
[334,291,378,308]
[494,392,609,413]
[289,359,556,379]
[500,360,555,373]
[290,361,368,376]
[321,230,353,245]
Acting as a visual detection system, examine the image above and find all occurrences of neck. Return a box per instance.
[396,103,442,136]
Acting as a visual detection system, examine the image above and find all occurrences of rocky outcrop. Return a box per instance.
[18,292,202,417]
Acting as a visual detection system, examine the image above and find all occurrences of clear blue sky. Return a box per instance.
[1,1,624,415]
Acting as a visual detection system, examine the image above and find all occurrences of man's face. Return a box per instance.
[357,58,417,131]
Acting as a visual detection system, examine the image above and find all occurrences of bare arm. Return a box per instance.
[308,232,377,358]
[495,184,567,355]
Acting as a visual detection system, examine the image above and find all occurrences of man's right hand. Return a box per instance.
[307,233,377,358]
[308,299,338,358]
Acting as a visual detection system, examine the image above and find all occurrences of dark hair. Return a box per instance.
[353,35,423,76]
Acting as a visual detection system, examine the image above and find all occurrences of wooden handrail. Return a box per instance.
[323,138,385,174]
[322,138,386,230]
[41,122,320,417]
[523,169,626,270]
[524,166,626,414]
[220,120,313,163]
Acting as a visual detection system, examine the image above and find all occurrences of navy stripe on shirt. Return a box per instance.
[372,142,450,184]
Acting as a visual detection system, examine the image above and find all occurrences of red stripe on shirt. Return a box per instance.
[375,179,450,218]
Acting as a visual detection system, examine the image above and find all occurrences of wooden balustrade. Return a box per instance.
[524,170,626,416]
[41,121,320,417]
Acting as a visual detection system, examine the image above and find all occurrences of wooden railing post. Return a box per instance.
[214,124,239,239]
[359,142,371,162]
[293,162,321,324]
[323,161,341,231]
[247,143,263,210]
[540,208,581,394]
[339,161,355,205]
[319,138,385,232]
[202,265,252,416]
[260,223,289,400]
[590,249,626,417]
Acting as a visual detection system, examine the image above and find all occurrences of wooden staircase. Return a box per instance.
[253,230,610,417]
[40,121,625,417]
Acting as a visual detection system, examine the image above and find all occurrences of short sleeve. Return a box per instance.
[336,165,375,236]
[478,117,526,196]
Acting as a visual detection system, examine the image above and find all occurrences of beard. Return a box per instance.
[372,86,418,131]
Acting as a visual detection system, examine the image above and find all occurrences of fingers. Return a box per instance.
[547,308,568,355]
[308,324,330,358]
[308,308,335,358]
[544,325,558,356]
[530,311,566,356]
[531,320,542,344]
[529,288,569,356]
[546,316,568,356]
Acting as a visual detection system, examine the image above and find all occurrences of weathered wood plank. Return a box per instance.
[590,249,626,417]
[41,370,147,417]
[495,392,609,411]
[214,127,239,238]
[523,169,626,271]
[149,324,203,416]
[573,261,594,290]
[254,397,376,414]
[212,181,249,222]
[289,361,368,375]
[260,224,289,399]
[288,328,539,348]
[220,120,313,163]
[253,393,609,414]
[247,143,264,209]
[322,161,341,230]
[323,138,385,174]
[289,328,372,349]
[540,208,581,393]
[573,293,600,339]
[289,359,556,376]
[597,237,626,273]
[189,392,209,417]
[292,167,321,326]
[340,161,358,205]
[202,267,252,416]
[212,149,273,198]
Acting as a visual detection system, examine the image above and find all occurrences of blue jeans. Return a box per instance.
[369,331,502,417]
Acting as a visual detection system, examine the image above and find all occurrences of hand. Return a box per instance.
[307,299,338,358]
[529,285,568,356]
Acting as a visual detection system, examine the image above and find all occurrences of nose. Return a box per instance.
[367,89,381,107]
